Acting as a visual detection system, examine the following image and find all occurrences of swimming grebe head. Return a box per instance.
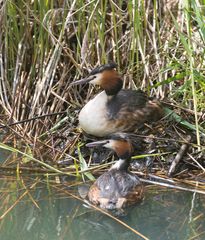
[86,133,135,170]
[72,63,123,96]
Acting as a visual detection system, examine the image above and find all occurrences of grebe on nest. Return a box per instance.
[72,63,164,137]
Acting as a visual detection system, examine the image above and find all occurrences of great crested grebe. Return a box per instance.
[72,63,164,137]
[86,133,144,210]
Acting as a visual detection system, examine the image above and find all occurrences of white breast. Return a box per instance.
[79,91,112,136]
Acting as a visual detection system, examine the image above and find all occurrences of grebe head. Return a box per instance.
[72,63,123,96]
[86,133,135,170]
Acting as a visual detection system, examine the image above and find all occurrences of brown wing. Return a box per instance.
[123,184,144,207]
[107,89,163,132]
[88,170,144,209]
[88,183,101,205]
[88,180,113,209]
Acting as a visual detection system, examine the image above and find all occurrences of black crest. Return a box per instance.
[108,132,143,152]
[89,62,117,75]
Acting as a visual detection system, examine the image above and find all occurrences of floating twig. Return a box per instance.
[140,178,205,195]
[168,135,192,177]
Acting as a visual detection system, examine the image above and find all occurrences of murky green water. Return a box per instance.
[0,176,204,240]
[0,147,204,240]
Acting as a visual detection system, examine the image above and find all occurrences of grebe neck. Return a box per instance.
[110,158,130,171]
[102,72,123,96]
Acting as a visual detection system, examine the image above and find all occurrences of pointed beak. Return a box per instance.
[86,140,109,148]
[70,75,95,86]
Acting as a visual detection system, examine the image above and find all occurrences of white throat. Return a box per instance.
[110,159,126,170]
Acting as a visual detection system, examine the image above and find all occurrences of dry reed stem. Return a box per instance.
[0,180,39,220]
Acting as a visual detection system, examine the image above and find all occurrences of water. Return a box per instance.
[0,176,204,240]
[0,146,204,240]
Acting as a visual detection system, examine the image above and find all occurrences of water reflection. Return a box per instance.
[0,178,204,240]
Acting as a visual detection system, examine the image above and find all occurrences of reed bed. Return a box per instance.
[0,0,204,199]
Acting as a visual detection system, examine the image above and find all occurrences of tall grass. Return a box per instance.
[0,0,204,153]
